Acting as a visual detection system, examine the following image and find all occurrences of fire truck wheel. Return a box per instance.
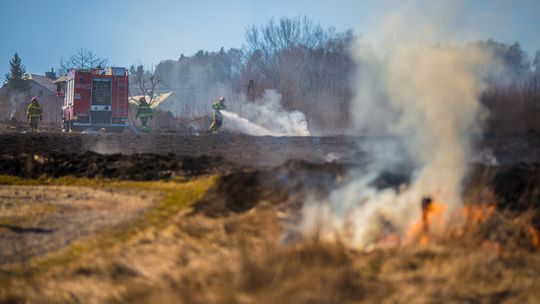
[61,119,67,133]
[61,118,73,133]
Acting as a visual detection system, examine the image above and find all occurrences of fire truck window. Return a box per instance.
[91,79,112,105]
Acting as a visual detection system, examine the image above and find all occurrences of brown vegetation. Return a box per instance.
[1,149,539,303]
[2,180,538,303]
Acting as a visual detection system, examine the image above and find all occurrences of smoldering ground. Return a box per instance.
[299,0,513,248]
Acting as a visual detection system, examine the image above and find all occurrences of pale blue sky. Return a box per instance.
[1,0,538,79]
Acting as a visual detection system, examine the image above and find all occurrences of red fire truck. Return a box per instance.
[56,67,129,132]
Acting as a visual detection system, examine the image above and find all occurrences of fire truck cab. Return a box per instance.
[57,67,129,132]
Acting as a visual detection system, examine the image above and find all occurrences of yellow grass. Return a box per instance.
[0,175,217,288]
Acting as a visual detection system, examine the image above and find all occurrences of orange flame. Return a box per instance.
[526,225,540,248]
[372,191,540,251]
[461,205,495,225]
[402,198,446,246]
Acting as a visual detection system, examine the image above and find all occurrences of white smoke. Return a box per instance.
[3,91,27,121]
[9,96,17,119]
[221,110,279,136]
[225,89,310,136]
[301,1,495,248]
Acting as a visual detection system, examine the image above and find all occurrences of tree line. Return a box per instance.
[132,17,354,133]
[474,40,540,134]
[2,16,540,134]
[133,17,540,134]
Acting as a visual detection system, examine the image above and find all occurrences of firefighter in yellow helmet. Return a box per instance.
[209,97,226,131]
[27,97,43,132]
[136,97,153,132]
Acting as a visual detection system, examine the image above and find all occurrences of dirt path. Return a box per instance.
[0,185,156,265]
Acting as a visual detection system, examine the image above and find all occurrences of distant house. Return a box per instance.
[129,92,183,116]
[26,71,63,123]
[0,69,62,123]
[128,92,190,128]
[28,73,56,98]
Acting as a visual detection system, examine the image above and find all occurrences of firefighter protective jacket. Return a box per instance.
[136,103,153,118]
[212,101,225,118]
[27,102,43,118]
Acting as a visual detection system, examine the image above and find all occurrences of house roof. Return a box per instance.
[27,74,56,93]
[54,75,67,83]
[129,92,174,109]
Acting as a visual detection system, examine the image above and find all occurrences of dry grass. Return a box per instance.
[0,175,216,301]
[5,203,540,303]
[1,175,539,303]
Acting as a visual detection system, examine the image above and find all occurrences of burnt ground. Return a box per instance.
[0,129,539,166]
[0,130,539,221]
[0,131,365,167]
[0,152,231,180]
[0,131,539,224]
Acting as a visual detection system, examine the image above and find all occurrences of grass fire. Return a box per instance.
[1,1,540,303]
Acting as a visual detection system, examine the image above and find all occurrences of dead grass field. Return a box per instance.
[0,185,156,264]
[0,132,539,303]
[1,174,539,304]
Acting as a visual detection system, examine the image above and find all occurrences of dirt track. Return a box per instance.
[0,185,156,265]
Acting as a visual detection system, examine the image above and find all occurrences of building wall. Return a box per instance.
[29,82,62,123]
[156,99,183,117]
[0,77,61,123]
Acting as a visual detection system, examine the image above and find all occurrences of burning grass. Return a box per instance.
[5,196,539,303]
[115,219,540,303]
[363,197,540,254]
[1,161,540,303]
[397,193,540,252]
[181,208,540,304]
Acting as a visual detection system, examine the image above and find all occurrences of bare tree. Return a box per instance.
[242,16,355,132]
[60,48,109,71]
[129,65,162,105]
[534,51,540,83]
[152,48,244,118]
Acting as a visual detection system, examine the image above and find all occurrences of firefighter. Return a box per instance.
[136,97,153,132]
[209,97,226,132]
[27,97,43,132]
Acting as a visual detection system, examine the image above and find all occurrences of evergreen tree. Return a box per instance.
[534,50,540,76]
[4,53,29,93]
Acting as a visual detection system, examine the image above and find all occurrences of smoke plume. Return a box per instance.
[2,91,28,121]
[221,110,279,136]
[225,89,310,136]
[301,1,495,247]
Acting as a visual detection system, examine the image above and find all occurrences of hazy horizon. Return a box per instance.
[1,0,539,78]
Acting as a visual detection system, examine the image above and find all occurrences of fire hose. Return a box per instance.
[177,114,210,126]
[127,113,210,133]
